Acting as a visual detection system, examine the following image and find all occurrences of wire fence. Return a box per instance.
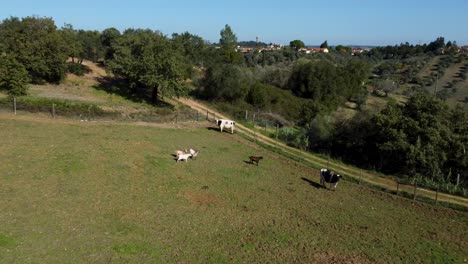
[0,96,207,124]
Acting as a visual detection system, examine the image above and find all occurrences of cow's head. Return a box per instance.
[215,119,221,126]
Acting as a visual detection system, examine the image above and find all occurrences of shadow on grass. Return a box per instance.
[301,177,323,189]
[94,76,174,109]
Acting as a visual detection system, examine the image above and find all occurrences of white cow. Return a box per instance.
[215,119,235,134]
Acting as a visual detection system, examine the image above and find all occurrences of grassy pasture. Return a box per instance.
[0,117,467,263]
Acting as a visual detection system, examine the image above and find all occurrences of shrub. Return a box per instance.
[0,55,30,95]
[67,63,91,76]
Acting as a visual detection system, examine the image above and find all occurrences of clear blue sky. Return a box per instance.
[1,0,467,46]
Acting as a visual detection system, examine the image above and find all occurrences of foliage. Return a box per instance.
[172,32,207,67]
[245,82,267,108]
[334,45,351,53]
[326,93,467,189]
[320,40,328,49]
[66,62,91,76]
[100,27,121,62]
[107,29,186,103]
[0,16,68,84]
[76,29,104,62]
[219,24,242,64]
[287,59,370,118]
[0,54,30,95]
[289,39,305,50]
[60,23,83,62]
[198,64,249,102]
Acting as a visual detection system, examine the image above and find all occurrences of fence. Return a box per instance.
[0,96,207,124]
[354,170,466,209]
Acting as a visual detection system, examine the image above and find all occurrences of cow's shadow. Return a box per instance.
[207,127,234,134]
[301,177,323,189]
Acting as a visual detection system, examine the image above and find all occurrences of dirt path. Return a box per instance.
[177,98,468,208]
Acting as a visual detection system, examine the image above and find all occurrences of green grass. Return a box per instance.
[0,118,467,263]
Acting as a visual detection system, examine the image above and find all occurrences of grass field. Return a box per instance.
[0,116,467,263]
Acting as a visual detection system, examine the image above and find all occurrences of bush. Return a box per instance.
[0,55,30,96]
[67,63,91,76]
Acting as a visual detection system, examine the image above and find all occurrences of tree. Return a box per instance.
[60,23,83,63]
[100,27,121,62]
[219,24,242,64]
[245,82,267,108]
[425,37,445,53]
[77,30,103,62]
[0,16,68,83]
[0,54,30,95]
[108,29,186,104]
[320,40,328,49]
[289,39,305,50]
[199,64,249,102]
[172,32,207,66]
[335,45,351,53]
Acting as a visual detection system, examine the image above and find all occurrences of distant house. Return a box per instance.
[299,47,329,54]
[352,49,364,55]
[237,46,255,53]
[237,43,283,53]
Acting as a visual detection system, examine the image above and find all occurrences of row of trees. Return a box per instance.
[0,16,217,101]
[303,93,467,188]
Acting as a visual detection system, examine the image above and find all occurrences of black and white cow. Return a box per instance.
[215,119,235,134]
[320,168,342,190]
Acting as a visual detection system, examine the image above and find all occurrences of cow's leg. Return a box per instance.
[231,127,234,134]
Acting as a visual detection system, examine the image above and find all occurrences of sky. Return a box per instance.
[1,0,467,46]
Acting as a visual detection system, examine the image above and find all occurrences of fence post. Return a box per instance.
[52,103,56,119]
[327,156,330,170]
[88,105,92,121]
[396,181,400,196]
[435,185,439,205]
[175,113,178,123]
[245,110,248,120]
[213,113,216,120]
[13,97,16,115]
[276,124,279,140]
[413,181,417,200]
[358,169,362,185]
[196,111,199,121]
[206,110,208,120]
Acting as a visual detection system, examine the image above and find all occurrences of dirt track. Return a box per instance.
[177,98,468,208]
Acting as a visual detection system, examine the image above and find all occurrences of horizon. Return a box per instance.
[1,0,467,46]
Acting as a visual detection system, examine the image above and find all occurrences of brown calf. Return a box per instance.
[249,156,263,166]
